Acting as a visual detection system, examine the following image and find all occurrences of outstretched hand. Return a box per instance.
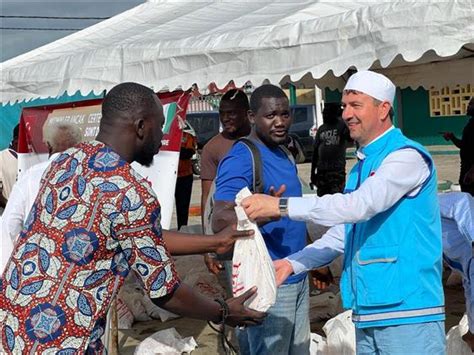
[241,194,280,221]
[252,185,287,226]
[269,184,286,197]
[311,267,334,291]
[214,225,254,255]
[273,259,294,286]
[225,287,267,327]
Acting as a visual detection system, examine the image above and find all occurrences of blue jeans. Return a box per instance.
[237,276,310,355]
[355,321,445,355]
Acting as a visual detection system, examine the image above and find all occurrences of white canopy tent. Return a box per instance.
[1,0,473,104]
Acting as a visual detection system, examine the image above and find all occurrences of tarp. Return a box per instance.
[16,90,191,229]
[1,0,473,104]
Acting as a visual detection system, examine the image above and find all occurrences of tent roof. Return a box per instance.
[1,0,473,103]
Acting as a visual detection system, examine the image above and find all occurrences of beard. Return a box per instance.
[135,142,158,167]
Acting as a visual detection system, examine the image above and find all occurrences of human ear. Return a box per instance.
[248,110,256,125]
[135,118,145,139]
[379,102,391,121]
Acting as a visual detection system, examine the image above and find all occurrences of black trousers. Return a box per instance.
[175,174,194,230]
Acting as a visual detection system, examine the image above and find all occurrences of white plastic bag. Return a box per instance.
[446,314,472,355]
[323,310,356,355]
[310,333,328,355]
[232,187,277,312]
[116,298,135,329]
[134,328,197,355]
[119,274,180,323]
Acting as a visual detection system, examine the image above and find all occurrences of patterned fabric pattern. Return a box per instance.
[0,141,180,354]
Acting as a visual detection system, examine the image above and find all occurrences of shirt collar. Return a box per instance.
[356,126,395,160]
[48,152,60,161]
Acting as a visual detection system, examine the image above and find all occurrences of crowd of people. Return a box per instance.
[0,71,473,354]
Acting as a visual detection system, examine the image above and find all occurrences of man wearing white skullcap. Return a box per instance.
[241,70,445,354]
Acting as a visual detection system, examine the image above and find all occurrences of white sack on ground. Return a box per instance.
[134,328,197,355]
[233,187,276,312]
[118,252,226,325]
[116,298,134,329]
[310,332,328,355]
[174,255,226,299]
[119,274,180,324]
[446,314,472,355]
[323,310,356,355]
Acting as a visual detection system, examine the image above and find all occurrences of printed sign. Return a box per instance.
[17,91,191,229]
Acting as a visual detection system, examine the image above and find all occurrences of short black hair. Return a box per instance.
[102,82,156,122]
[250,84,287,112]
[220,89,249,110]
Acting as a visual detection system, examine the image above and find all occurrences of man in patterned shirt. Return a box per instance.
[0,82,265,354]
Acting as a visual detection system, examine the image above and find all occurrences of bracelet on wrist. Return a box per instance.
[208,299,238,354]
[214,298,229,325]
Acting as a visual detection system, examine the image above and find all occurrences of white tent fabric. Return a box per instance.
[1,0,473,103]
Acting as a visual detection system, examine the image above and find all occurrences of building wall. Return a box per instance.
[283,88,316,105]
[324,88,469,146]
[324,88,342,104]
[400,87,468,145]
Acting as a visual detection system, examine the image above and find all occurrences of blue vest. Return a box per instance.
[341,128,444,328]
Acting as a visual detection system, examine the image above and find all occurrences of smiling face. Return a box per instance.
[250,96,292,147]
[341,90,392,147]
[219,100,249,138]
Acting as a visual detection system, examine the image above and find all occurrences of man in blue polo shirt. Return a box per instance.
[241,71,445,354]
[212,84,310,354]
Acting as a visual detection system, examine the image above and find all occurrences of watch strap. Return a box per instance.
[279,198,289,217]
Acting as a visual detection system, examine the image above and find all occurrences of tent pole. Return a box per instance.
[289,84,297,105]
[314,85,324,128]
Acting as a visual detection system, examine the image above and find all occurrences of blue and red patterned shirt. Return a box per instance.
[0,141,180,353]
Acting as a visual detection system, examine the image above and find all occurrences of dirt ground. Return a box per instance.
[119,285,466,355]
[119,147,466,354]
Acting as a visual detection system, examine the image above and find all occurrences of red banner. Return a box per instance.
[18,91,191,155]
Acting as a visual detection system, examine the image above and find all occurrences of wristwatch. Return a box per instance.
[279,198,289,217]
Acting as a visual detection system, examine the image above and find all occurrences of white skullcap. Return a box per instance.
[344,70,396,106]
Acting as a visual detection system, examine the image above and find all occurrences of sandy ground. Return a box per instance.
[119,147,466,354]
